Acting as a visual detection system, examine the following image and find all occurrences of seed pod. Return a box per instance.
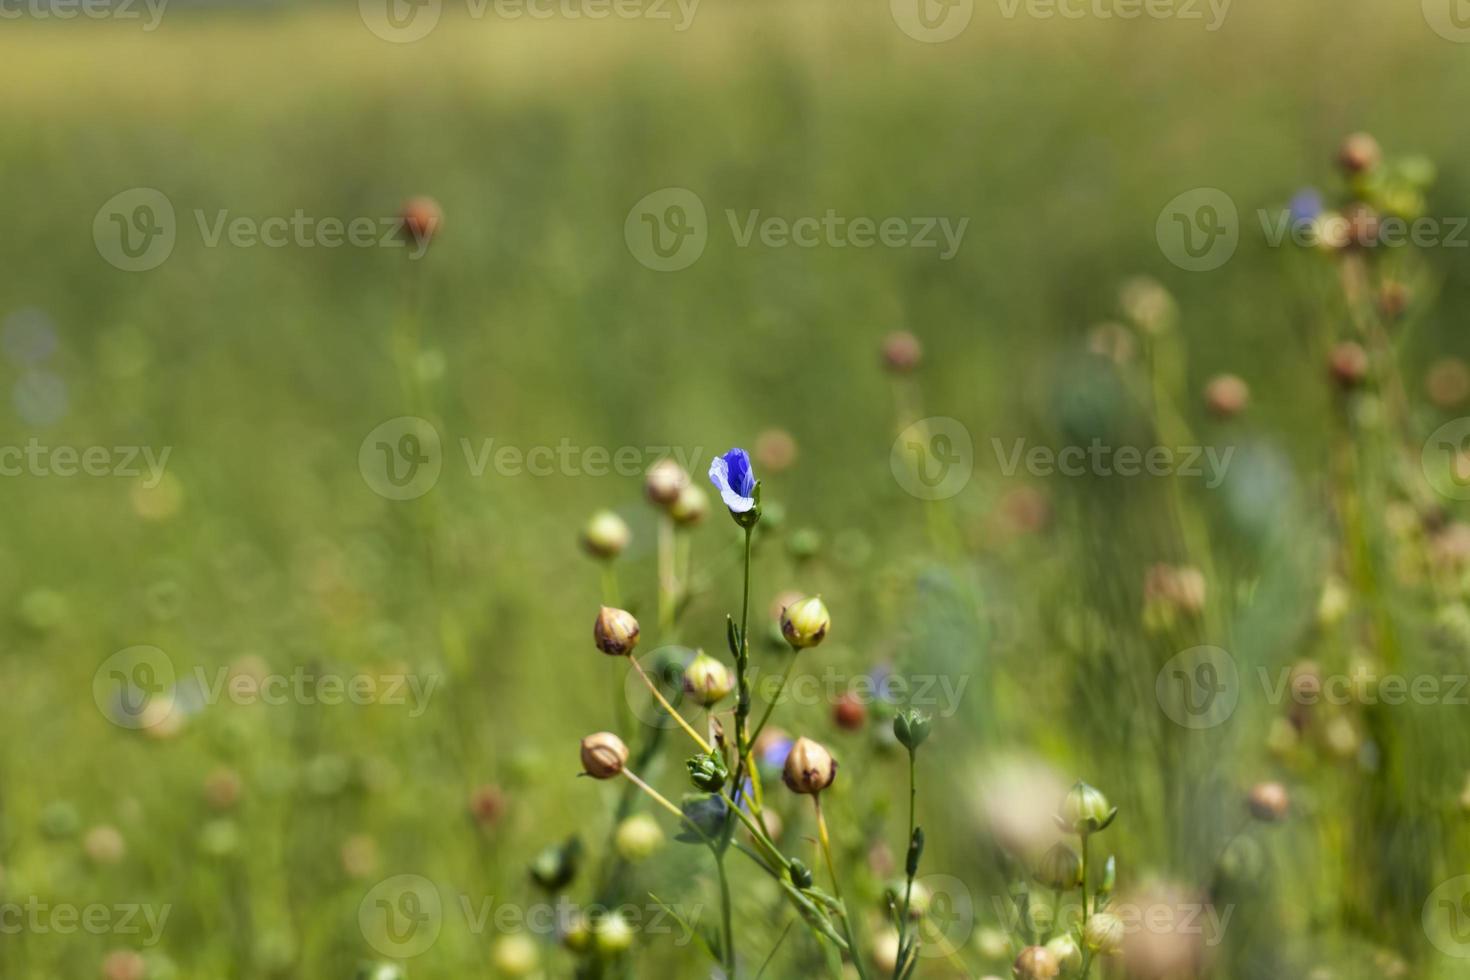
[780,596,831,649]
[1329,342,1369,389]
[398,195,443,245]
[580,732,629,779]
[1034,842,1083,890]
[1338,132,1381,175]
[1246,781,1290,822]
[582,510,631,559]
[1057,780,1117,835]
[644,459,689,507]
[1084,911,1126,954]
[782,737,837,795]
[1204,374,1249,418]
[670,484,709,526]
[1013,945,1061,980]
[683,651,734,707]
[881,331,923,373]
[593,606,639,656]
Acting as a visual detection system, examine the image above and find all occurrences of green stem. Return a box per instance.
[716,849,736,978]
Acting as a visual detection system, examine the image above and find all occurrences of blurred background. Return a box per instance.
[3,0,1470,977]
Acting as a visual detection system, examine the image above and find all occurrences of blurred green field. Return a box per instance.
[3,1,1470,977]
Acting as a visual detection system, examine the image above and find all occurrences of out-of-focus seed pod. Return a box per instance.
[1338,132,1382,175]
[594,912,634,956]
[614,814,664,861]
[644,459,689,507]
[492,934,539,976]
[1426,358,1470,409]
[1034,842,1083,890]
[582,510,631,559]
[1045,935,1082,973]
[469,784,506,826]
[1329,342,1369,390]
[1247,781,1290,822]
[754,428,798,473]
[1013,945,1061,980]
[1084,912,1125,954]
[1204,374,1249,418]
[670,484,708,526]
[881,331,923,373]
[833,693,867,731]
[398,195,443,245]
[83,825,126,865]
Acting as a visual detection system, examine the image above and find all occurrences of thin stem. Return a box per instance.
[620,769,689,826]
[630,656,712,753]
[1080,832,1090,930]
[658,514,676,637]
[893,750,917,978]
[814,796,868,980]
[716,850,736,978]
[749,652,799,749]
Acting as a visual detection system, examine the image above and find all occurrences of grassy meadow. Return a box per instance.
[2,1,1470,977]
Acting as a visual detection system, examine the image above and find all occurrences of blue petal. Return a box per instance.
[708,448,756,512]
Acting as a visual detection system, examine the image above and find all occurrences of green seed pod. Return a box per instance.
[789,859,814,889]
[1057,781,1117,835]
[893,710,932,751]
[1035,842,1083,890]
[686,751,729,793]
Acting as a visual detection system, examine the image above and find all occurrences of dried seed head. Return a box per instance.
[593,606,639,656]
[833,693,867,731]
[782,736,837,795]
[644,459,689,507]
[580,732,629,779]
[780,595,831,650]
[582,510,631,560]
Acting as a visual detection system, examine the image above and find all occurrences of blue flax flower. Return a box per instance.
[709,448,757,514]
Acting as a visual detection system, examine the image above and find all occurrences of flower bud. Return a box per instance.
[582,510,631,560]
[1045,935,1082,973]
[528,834,581,890]
[1246,781,1289,822]
[783,737,837,795]
[780,596,831,649]
[893,710,931,751]
[593,606,639,656]
[644,459,689,507]
[614,814,663,861]
[491,934,538,977]
[881,331,922,373]
[789,858,814,888]
[580,732,629,779]
[594,912,634,956]
[1012,945,1061,980]
[398,195,443,245]
[683,651,734,707]
[562,911,591,952]
[686,751,729,793]
[1057,781,1117,835]
[1034,842,1083,890]
[670,484,708,526]
[1083,911,1125,954]
[1338,131,1381,175]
